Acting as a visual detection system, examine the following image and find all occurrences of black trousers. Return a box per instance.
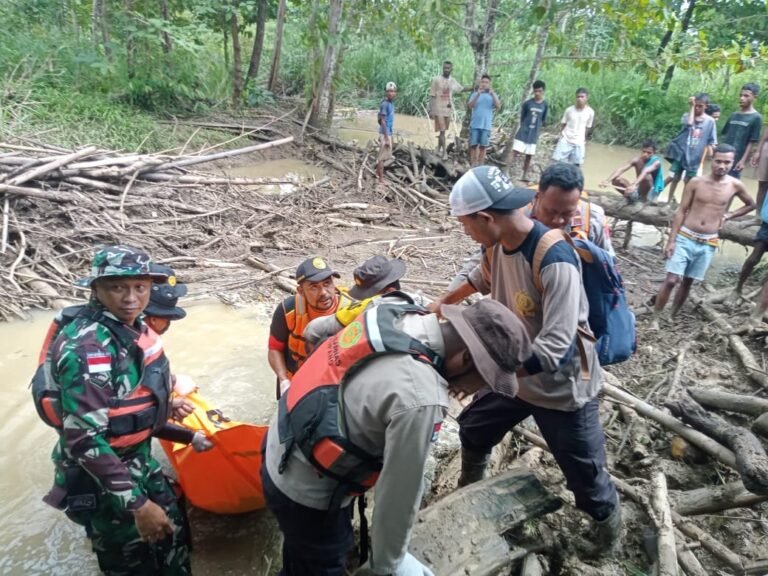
[261,462,353,576]
[458,389,618,521]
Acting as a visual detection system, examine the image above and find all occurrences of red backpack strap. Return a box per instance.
[532,229,570,292]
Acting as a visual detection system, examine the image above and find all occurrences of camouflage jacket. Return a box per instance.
[49,302,164,512]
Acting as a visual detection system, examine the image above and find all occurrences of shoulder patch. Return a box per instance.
[431,422,442,443]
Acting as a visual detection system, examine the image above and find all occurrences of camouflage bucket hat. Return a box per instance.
[76,245,168,288]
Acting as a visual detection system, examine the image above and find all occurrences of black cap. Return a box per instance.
[349,256,407,300]
[143,264,188,320]
[295,256,341,284]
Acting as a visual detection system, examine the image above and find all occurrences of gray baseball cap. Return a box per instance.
[449,166,535,217]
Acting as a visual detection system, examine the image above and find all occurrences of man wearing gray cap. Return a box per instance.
[430,166,621,556]
[262,298,531,576]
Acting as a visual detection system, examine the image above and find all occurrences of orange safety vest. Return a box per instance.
[282,289,353,376]
[277,303,443,496]
[32,305,172,449]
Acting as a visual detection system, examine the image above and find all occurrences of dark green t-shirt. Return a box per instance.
[722,111,763,164]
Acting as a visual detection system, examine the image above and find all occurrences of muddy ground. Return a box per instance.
[3,102,768,574]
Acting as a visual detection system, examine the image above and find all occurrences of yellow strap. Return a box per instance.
[531,229,570,292]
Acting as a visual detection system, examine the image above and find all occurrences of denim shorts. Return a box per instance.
[666,234,716,281]
[470,128,491,147]
[552,138,585,165]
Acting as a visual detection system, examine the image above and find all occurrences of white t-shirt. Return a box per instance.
[560,105,594,146]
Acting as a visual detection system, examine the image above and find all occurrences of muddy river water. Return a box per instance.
[1,110,764,574]
[0,302,281,575]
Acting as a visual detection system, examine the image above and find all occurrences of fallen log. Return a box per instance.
[602,374,737,468]
[650,472,678,576]
[692,297,768,389]
[585,189,759,246]
[675,531,707,576]
[670,480,768,515]
[753,413,768,439]
[688,387,768,417]
[409,466,561,576]
[667,394,768,495]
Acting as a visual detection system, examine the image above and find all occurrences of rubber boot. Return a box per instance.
[592,497,623,557]
[457,447,490,487]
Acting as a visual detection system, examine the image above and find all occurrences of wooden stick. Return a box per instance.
[602,374,737,468]
[670,480,768,516]
[7,146,97,186]
[688,386,768,417]
[1,196,8,254]
[650,472,678,576]
[675,530,707,576]
[693,297,768,388]
[140,137,294,174]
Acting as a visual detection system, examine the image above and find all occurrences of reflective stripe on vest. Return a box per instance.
[32,305,171,448]
[277,303,442,496]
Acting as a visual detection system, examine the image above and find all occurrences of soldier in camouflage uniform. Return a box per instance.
[42,246,192,575]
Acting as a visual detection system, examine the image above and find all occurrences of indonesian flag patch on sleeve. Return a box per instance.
[86,352,111,373]
[431,422,442,443]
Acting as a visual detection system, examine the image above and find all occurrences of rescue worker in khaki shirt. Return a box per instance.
[38,246,192,575]
[430,166,622,556]
[448,163,614,291]
[267,256,353,396]
[262,298,532,576]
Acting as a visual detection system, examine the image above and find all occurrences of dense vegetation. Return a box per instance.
[2,0,767,150]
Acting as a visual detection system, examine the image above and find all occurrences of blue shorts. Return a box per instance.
[552,138,585,165]
[470,128,491,147]
[756,222,768,244]
[666,234,716,281]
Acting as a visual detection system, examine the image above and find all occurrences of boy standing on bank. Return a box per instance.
[468,74,501,167]
[376,82,397,182]
[552,88,594,167]
[651,144,755,329]
[721,83,762,179]
[510,80,549,181]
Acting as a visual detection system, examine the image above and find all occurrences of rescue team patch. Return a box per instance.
[339,321,364,349]
[86,353,111,373]
[431,422,442,443]
[514,291,536,317]
[312,257,327,270]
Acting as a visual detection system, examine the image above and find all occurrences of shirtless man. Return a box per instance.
[600,140,663,203]
[651,144,755,329]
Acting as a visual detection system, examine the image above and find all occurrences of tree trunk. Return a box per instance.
[92,0,111,57]
[326,43,346,124]
[245,0,267,87]
[230,4,243,107]
[125,0,136,79]
[667,394,768,495]
[409,467,561,576]
[222,16,230,71]
[585,189,760,247]
[670,480,768,516]
[309,0,343,128]
[661,0,697,92]
[688,387,768,417]
[159,0,172,54]
[267,0,287,93]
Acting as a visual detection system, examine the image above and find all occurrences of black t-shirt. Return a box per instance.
[269,296,294,344]
[723,111,763,163]
[515,98,549,144]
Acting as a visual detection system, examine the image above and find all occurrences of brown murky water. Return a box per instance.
[0,302,280,575]
[228,159,326,195]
